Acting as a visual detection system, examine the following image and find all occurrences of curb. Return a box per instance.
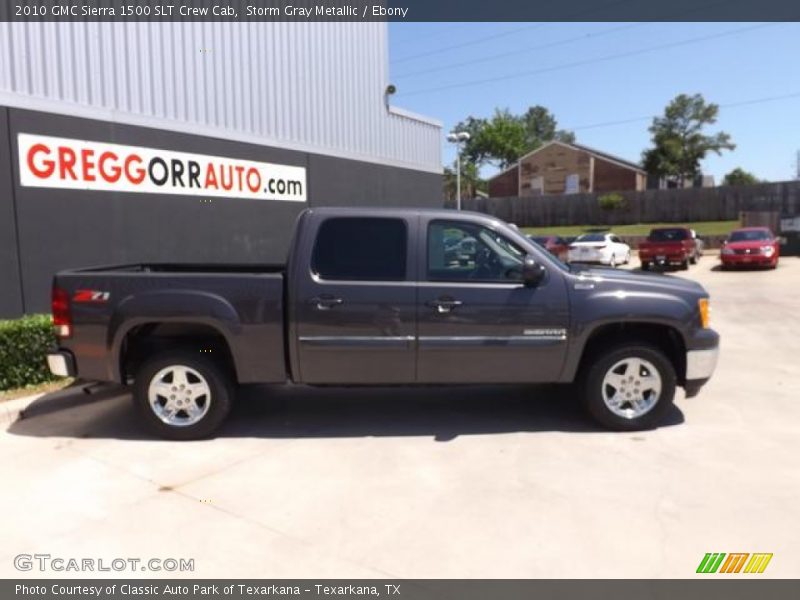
[0,393,45,426]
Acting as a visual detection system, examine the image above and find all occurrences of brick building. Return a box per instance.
[488,141,646,197]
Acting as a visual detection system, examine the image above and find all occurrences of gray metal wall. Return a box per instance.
[0,22,441,173]
[1,107,442,318]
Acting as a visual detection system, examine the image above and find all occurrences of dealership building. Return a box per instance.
[0,22,442,318]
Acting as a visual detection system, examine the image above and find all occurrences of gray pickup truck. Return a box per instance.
[48,208,719,439]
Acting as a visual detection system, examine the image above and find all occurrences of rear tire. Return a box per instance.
[132,350,233,440]
[581,343,676,431]
[641,261,650,271]
[680,259,690,270]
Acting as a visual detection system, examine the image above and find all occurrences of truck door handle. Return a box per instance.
[311,295,343,310]
[427,298,463,314]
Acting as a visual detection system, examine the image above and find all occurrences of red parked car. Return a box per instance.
[720,227,780,269]
[528,235,569,262]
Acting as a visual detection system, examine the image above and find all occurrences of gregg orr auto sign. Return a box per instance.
[18,133,307,202]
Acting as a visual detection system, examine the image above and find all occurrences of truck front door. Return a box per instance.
[417,218,570,383]
[294,215,417,384]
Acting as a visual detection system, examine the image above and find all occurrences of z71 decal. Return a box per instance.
[73,290,110,303]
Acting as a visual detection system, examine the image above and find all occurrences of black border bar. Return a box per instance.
[2,0,800,22]
[5,580,800,600]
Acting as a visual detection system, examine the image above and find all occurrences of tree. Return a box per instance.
[642,94,735,186]
[722,167,760,186]
[453,105,574,169]
[443,160,486,203]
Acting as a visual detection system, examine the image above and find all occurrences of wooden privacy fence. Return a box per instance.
[461,180,800,227]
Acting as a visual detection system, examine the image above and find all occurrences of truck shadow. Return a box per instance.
[7,382,685,441]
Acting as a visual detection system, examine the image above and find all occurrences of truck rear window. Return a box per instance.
[312,217,407,281]
[648,229,688,241]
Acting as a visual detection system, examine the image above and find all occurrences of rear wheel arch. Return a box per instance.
[118,321,238,384]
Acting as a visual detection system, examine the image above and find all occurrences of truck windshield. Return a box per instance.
[648,229,688,241]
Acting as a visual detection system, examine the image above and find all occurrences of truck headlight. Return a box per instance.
[698,298,710,329]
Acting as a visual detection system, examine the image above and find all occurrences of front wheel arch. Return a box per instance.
[573,322,687,385]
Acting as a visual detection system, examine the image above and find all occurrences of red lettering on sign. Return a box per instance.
[98,151,121,183]
[81,148,96,182]
[234,165,245,191]
[205,163,219,189]
[124,154,145,184]
[219,165,233,191]
[246,167,260,193]
[27,143,55,178]
[58,146,77,180]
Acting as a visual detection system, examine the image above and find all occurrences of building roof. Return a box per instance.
[517,140,646,174]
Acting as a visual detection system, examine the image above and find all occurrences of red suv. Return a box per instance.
[720,227,780,269]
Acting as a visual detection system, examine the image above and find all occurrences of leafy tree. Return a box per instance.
[453,105,574,169]
[443,160,486,203]
[642,94,735,186]
[722,167,760,186]
[522,106,575,148]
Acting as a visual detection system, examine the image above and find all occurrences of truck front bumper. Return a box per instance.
[47,350,77,378]
[686,347,719,380]
[683,329,719,397]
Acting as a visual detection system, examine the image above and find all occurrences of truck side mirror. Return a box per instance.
[522,255,546,287]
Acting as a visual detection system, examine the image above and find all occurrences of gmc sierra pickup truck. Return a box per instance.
[47,208,719,439]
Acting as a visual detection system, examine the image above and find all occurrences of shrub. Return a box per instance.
[598,192,627,212]
[0,314,60,391]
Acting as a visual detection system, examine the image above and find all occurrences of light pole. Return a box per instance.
[447,131,471,210]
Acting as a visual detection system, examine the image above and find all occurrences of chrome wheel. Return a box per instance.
[148,365,211,427]
[601,357,661,419]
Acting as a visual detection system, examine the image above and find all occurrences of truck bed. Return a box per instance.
[53,264,287,384]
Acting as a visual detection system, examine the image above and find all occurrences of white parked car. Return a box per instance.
[567,233,631,267]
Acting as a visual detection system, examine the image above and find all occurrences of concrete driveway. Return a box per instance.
[2,256,799,578]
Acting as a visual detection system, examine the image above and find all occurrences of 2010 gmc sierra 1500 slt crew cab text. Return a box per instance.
[47,208,719,439]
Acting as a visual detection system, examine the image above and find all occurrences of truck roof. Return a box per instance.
[304,206,502,222]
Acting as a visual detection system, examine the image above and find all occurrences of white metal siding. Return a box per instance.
[0,21,441,173]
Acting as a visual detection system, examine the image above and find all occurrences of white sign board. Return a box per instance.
[18,133,307,202]
[565,173,579,194]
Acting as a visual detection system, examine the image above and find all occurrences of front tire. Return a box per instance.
[133,350,233,440]
[581,344,676,431]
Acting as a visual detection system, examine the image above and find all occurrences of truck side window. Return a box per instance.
[312,217,407,281]
[428,220,525,283]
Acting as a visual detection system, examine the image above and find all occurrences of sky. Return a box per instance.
[387,22,800,183]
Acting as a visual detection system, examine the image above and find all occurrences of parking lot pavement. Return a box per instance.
[2,256,799,579]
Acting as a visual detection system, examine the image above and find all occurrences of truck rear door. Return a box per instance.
[292,215,417,384]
